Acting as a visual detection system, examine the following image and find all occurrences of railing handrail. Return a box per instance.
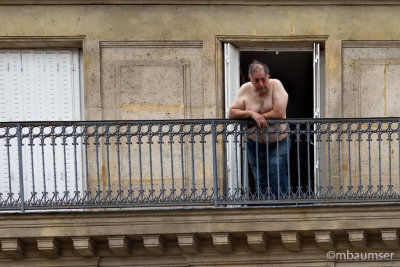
[0,117,400,126]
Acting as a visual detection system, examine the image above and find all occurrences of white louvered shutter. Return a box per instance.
[0,51,18,197]
[0,52,11,121]
[0,49,83,202]
[5,51,22,198]
[34,51,47,120]
[0,52,7,194]
[9,51,23,121]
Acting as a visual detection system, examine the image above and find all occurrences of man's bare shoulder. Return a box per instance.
[269,79,286,91]
[269,78,283,87]
[237,82,253,95]
[269,78,288,100]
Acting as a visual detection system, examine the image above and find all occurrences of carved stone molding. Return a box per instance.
[143,234,165,254]
[177,234,199,254]
[381,229,399,249]
[71,237,95,256]
[246,232,268,252]
[100,41,202,48]
[0,36,84,48]
[36,237,60,258]
[100,40,203,120]
[342,41,400,48]
[281,232,302,251]
[1,229,400,261]
[212,233,233,253]
[342,44,400,118]
[107,236,131,255]
[348,230,368,249]
[0,238,23,258]
[315,231,335,250]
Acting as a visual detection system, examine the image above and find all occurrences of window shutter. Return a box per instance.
[33,51,47,120]
[44,51,59,121]
[224,43,243,196]
[0,49,83,201]
[9,51,23,121]
[0,51,22,197]
[58,51,73,120]
[0,51,10,121]
[0,52,9,194]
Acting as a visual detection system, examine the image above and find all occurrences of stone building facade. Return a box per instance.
[0,1,400,266]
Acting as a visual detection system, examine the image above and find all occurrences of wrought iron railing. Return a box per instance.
[0,118,399,212]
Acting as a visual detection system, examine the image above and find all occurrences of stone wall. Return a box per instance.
[1,2,400,265]
[1,3,400,120]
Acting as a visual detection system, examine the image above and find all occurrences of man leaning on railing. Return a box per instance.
[228,60,290,198]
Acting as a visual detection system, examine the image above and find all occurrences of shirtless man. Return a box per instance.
[228,60,290,198]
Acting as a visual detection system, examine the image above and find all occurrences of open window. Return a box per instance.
[224,41,325,196]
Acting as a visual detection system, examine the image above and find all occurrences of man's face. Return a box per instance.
[249,69,269,92]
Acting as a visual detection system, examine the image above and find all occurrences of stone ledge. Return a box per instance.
[0,205,398,258]
[1,205,400,238]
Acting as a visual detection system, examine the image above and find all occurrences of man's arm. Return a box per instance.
[261,80,288,119]
[229,107,267,129]
[228,107,254,119]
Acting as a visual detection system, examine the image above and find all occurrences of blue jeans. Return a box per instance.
[247,137,291,198]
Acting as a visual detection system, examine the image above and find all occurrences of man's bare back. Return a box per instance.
[228,65,288,143]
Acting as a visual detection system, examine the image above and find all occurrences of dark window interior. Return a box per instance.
[240,51,313,118]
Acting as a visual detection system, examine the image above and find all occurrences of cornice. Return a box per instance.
[0,36,85,48]
[0,0,400,5]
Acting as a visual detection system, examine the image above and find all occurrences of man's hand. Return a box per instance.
[251,111,267,130]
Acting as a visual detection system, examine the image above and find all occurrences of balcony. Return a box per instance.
[1,118,399,212]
